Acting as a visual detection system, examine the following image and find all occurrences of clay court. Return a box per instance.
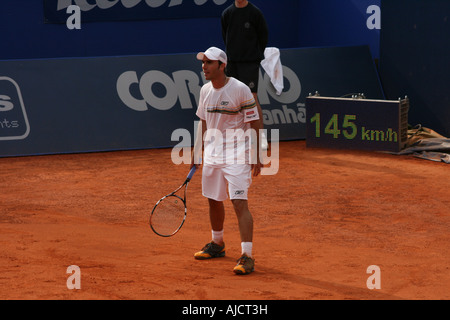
[0,140,449,300]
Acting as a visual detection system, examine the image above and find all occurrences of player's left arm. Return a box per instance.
[242,87,263,177]
[245,98,263,177]
[249,118,262,177]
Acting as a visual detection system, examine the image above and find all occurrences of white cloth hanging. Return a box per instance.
[261,47,284,95]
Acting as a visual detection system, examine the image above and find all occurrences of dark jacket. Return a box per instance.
[221,2,269,63]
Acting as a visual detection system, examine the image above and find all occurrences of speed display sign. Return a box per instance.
[305,95,409,153]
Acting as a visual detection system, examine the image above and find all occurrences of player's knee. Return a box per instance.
[208,198,224,210]
[231,199,250,216]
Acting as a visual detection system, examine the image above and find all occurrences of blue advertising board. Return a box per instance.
[0,45,383,157]
[0,77,31,141]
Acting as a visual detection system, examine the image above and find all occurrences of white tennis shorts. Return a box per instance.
[202,164,252,201]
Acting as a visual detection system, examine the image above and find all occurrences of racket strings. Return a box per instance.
[151,195,186,236]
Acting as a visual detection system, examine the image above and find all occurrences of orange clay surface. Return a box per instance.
[0,140,449,300]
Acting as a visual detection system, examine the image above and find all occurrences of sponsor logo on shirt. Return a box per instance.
[246,110,257,119]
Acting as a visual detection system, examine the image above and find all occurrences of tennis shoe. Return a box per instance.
[194,241,225,260]
[233,254,254,275]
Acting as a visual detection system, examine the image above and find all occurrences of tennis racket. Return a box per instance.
[149,166,197,237]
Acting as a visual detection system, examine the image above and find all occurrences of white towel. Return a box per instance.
[261,47,284,95]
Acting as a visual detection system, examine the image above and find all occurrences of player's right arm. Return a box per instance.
[191,119,206,169]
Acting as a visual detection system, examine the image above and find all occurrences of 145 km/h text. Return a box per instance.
[310,113,399,143]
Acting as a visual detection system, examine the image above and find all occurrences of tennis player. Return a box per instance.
[191,46,262,275]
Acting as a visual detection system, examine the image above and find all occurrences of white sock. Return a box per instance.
[212,230,224,244]
[241,242,253,258]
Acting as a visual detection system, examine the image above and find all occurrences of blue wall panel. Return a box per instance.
[297,0,381,59]
[0,0,300,60]
[380,0,450,137]
[0,1,378,60]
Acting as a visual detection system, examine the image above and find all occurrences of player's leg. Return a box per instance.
[231,199,255,275]
[209,198,225,245]
[231,199,253,245]
[194,166,227,260]
[226,165,255,274]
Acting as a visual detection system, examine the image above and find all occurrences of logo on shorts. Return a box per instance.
[0,77,30,141]
[220,101,230,106]
[235,190,245,195]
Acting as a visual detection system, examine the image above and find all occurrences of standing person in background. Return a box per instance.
[221,0,269,149]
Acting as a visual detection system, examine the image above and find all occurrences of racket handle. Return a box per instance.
[187,165,197,180]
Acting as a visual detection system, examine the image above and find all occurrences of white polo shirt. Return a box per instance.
[196,77,260,167]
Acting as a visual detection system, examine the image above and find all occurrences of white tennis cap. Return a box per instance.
[197,47,227,65]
